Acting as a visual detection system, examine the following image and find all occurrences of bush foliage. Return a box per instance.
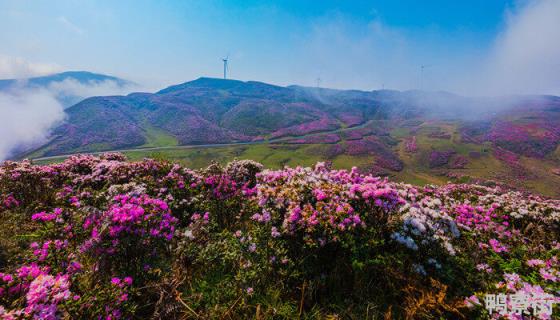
[0,154,558,319]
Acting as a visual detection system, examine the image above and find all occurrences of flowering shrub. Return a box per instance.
[0,154,558,318]
[487,121,560,158]
[405,136,418,153]
[79,194,177,277]
[270,118,339,139]
[428,150,456,168]
[0,266,73,319]
[449,155,469,169]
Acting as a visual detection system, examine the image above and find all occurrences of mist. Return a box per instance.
[46,78,139,108]
[289,0,560,98]
[478,0,560,96]
[0,88,65,160]
[0,55,61,79]
[0,77,141,161]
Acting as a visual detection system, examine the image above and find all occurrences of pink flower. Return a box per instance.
[31,211,58,222]
[271,227,281,238]
[476,263,493,273]
[527,259,545,267]
[539,268,558,282]
[288,207,301,223]
[123,277,133,286]
[488,239,508,253]
[464,295,481,308]
[313,189,327,201]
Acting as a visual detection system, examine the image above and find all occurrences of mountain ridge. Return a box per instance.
[17,77,560,196]
[26,77,560,156]
[0,71,136,108]
[0,71,133,90]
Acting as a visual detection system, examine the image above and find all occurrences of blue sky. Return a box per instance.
[0,0,559,94]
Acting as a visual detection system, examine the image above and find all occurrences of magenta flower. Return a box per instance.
[488,239,508,253]
[123,277,133,286]
[527,259,545,267]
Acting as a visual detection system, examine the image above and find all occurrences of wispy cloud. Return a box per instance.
[57,16,84,35]
[295,15,439,91]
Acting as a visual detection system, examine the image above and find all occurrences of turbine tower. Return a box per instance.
[222,56,229,79]
[419,64,432,90]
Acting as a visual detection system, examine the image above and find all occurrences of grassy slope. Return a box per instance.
[32,120,560,197]
[139,125,179,148]
[394,121,560,197]
[121,144,370,170]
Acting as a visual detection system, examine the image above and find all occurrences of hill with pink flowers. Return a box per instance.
[21,78,560,197]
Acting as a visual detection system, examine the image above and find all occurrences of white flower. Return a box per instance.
[391,232,418,250]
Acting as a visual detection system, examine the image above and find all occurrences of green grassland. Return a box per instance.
[122,143,371,170]
[31,120,560,197]
[140,125,179,148]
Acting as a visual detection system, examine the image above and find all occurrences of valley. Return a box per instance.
[30,114,560,197]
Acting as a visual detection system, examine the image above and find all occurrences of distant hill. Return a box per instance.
[0,71,134,107]
[19,77,560,196]
[0,71,130,89]
[25,77,388,156]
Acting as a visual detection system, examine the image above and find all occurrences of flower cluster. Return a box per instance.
[80,194,177,273]
[0,265,73,319]
[256,162,405,245]
[270,117,339,139]
[0,154,558,318]
[405,136,418,153]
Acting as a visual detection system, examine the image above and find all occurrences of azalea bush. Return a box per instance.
[0,154,558,319]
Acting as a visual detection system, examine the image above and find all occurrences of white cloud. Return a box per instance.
[294,0,560,96]
[0,74,140,160]
[47,78,137,102]
[0,88,65,160]
[0,55,61,79]
[480,0,560,95]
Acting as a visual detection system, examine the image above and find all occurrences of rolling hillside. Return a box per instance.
[22,77,560,196]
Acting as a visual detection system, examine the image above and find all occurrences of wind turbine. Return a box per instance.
[419,64,432,90]
[222,55,229,79]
